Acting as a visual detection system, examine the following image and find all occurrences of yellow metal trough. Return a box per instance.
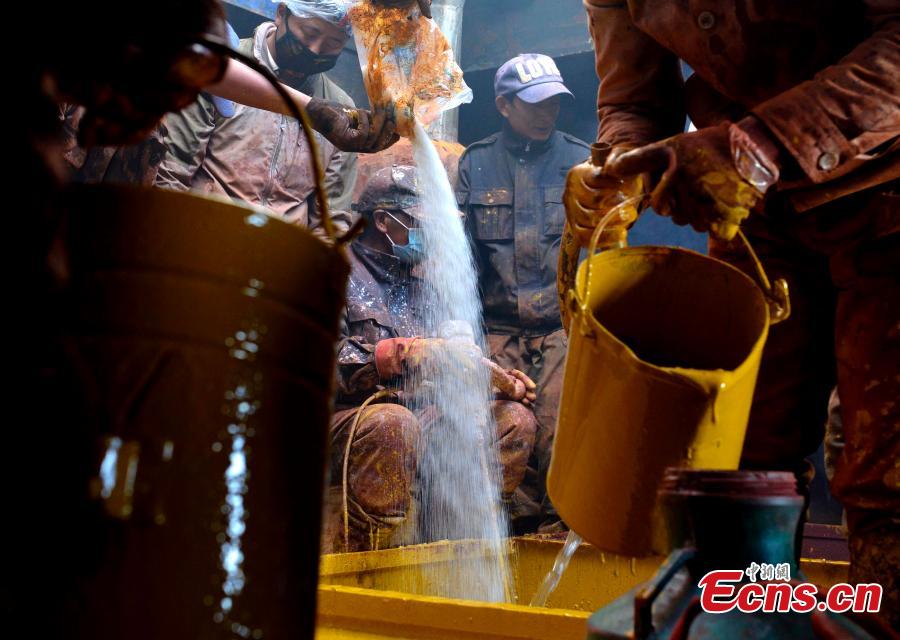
[316,536,847,640]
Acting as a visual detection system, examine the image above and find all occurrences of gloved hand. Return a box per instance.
[374,337,446,379]
[563,145,644,247]
[370,0,432,18]
[558,145,643,331]
[306,98,400,153]
[605,118,781,241]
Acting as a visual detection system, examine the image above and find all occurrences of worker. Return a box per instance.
[456,53,591,533]
[325,165,539,552]
[568,0,899,626]
[155,1,369,236]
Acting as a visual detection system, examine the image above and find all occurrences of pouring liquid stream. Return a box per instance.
[530,530,583,607]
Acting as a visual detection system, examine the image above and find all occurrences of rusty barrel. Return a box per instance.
[56,185,348,639]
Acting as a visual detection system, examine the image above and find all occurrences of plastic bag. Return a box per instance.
[348,0,472,137]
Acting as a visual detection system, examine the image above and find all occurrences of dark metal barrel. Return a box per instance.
[56,185,348,639]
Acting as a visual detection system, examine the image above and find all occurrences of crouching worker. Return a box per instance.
[322,166,538,553]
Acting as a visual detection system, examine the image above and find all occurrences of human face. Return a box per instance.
[274,6,349,84]
[374,209,416,246]
[496,94,561,141]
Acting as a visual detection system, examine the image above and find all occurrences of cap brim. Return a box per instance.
[404,204,426,222]
[516,82,574,104]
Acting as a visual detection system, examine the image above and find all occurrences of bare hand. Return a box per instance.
[507,368,537,406]
[485,360,537,407]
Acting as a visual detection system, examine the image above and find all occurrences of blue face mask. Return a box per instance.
[385,212,426,265]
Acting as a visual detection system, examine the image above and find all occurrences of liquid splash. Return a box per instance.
[407,121,513,602]
[530,530,582,607]
[212,326,264,639]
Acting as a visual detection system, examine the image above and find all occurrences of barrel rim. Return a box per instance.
[571,245,770,380]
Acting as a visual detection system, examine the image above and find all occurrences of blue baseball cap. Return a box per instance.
[494,53,573,103]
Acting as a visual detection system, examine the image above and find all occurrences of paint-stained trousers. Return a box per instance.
[487,329,568,532]
[321,400,537,553]
[710,186,899,628]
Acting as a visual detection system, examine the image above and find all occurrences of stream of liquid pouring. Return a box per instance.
[530,530,583,607]
[406,121,514,602]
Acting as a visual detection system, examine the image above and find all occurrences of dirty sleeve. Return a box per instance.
[584,0,687,148]
[155,93,218,191]
[751,1,900,184]
[335,312,382,401]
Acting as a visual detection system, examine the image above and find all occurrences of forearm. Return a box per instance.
[207,59,311,116]
[585,0,685,147]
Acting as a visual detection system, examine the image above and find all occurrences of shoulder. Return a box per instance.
[558,131,591,150]
[460,133,500,160]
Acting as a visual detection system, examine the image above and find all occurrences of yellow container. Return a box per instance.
[549,244,783,556]
[316,537,846,640]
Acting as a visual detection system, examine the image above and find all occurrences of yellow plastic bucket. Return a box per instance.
[548,232,789,557]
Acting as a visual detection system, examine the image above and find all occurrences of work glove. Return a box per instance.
[558,145,643,331]
[305,98,400,153]
[563,145,644,248]
[605,118,781,241]
[374,337,448,379]
[370,0,432,18]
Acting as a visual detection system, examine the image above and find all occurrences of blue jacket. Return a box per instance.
[457,125,590,336]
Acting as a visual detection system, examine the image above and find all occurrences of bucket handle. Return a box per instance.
[736,229,791,325]
[569,196,643,339]
[570,209,792,333]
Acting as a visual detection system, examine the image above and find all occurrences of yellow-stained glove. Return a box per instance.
[558,145,644,331]
[563,146,644,247]
[604,118,781,241]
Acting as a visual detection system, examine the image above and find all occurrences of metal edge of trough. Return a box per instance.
[317,584,590,640]
[315,537,849,639]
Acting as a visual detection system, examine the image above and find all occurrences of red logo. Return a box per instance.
[698,565,882,615]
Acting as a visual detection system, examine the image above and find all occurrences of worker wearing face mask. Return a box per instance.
[324,166,539,552]
[156,0,365,238]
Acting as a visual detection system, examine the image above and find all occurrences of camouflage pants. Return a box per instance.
[322,399,537,553]
[711,185,899,627]
[487,329,568,532]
